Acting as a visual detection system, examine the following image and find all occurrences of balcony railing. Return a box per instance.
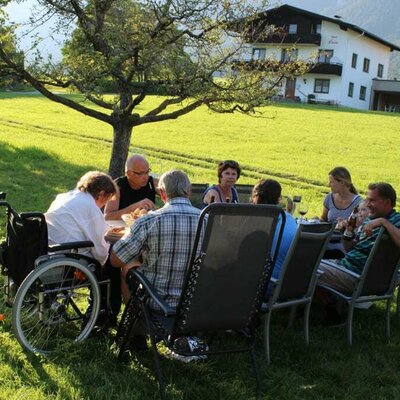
[309,62,343,76]
[252,32,321,45]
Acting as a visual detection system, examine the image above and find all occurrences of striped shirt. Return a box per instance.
[338,210,400,274]
[113,198,203,308]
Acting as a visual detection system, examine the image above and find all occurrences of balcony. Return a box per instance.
[309,62,343,76]
[254,32,321,46]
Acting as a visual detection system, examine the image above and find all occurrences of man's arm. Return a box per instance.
[364,218,400,247]
[110,250,126,269]
[104,192,155,220]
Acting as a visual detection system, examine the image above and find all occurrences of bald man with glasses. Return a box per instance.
[105,155,159,220]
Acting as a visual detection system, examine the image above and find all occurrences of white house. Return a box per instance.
[245,5,400,111]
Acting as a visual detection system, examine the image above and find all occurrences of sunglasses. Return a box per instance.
[128,168,151,176]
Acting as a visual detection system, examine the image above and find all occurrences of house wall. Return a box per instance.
[247,19,393,110]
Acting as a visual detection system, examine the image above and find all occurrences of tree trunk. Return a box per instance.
[108,120,133,178]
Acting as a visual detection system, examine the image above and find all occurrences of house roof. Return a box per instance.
[257,4,400,52]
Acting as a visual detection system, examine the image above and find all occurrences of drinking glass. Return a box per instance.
[298,204,309,221]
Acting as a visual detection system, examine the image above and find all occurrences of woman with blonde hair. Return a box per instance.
[321,166,362,223]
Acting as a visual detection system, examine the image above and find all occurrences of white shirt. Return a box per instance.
[45,190,109,264]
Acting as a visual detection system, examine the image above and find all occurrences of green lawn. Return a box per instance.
[1,93,400,399]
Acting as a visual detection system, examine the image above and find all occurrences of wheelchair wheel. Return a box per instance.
[12,257,100,355]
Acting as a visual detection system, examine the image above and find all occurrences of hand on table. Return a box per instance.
[132,198,156,211]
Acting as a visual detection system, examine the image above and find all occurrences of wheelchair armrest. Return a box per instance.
[127,269,176,317]
[48,241,94,252]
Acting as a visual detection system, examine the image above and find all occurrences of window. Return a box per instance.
[288,24,297,34]
[351,53,358,69]
[281,48,298,62]
[348,82,354,98]
[311,23,321,34]
[363,58,370,73]
[314,79,330,94]
[377,63,384,78]
[252,48,266,60]
[318,49,334,63]
[359,85,367,100]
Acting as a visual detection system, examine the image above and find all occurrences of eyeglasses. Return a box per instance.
[128,168,151,176]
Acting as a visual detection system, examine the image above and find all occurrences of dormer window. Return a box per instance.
[288,24,297,34]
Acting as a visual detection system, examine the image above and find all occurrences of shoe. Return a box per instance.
[325,304,346,326]
[164,336,208,363]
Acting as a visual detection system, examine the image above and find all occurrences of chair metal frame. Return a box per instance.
[318,227,400,345]
[0,199,110,354]
[262,222,334,364]
[115,203,284,399]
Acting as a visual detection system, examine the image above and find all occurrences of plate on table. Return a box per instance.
[105,226,129,242]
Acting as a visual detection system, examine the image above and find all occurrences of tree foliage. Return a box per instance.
[0,0,309,177]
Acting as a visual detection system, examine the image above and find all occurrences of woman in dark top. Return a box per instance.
[202,160,240,208]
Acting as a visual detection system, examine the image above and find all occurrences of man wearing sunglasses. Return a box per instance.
[105,154,159,220]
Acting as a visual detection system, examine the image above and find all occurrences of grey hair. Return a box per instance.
[158,170,191,199]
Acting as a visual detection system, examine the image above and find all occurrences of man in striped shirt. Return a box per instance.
[319,182,400,293]
[111,169,203,309]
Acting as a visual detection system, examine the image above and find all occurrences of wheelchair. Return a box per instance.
[0,194,110,355]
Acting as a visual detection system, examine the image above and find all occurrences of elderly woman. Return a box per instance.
[321,166,362,223]
[45,171,117,265]
[202,160,241,208]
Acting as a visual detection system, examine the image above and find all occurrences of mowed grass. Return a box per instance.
[1,93,400,399]
[1,92,400,215]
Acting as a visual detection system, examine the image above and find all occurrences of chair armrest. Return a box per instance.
[321,261,360,279]
[48,241,94,252]
[127,269,176,317]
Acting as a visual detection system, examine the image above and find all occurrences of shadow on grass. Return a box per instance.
[0,142,99,212]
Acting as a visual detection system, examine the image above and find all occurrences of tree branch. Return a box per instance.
[0,47,112,124]
[135,99,204,125]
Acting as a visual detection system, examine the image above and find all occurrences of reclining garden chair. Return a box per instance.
[115,203,284,399]
[262,222,334,364]
[318,227,400,345]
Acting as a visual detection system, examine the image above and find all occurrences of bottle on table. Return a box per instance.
[292,195,302,219]
[343,206,359,240]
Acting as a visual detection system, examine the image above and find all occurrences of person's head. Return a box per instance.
[158,170,191,201]
[252,179,282,205]
[76,171,117,208]
[217,160,241,186]
[328,166,357,194]
[357,200,369,227]
[366,182,396,218]
[125,154,151,189]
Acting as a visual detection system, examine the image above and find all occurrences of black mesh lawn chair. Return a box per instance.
[262,222,334,364]
[115,203,283,399]
[190,183,209,208]
[235,184,254,203]
[318,227,400,345]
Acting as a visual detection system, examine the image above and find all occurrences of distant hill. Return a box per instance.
[282,0,400,77]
